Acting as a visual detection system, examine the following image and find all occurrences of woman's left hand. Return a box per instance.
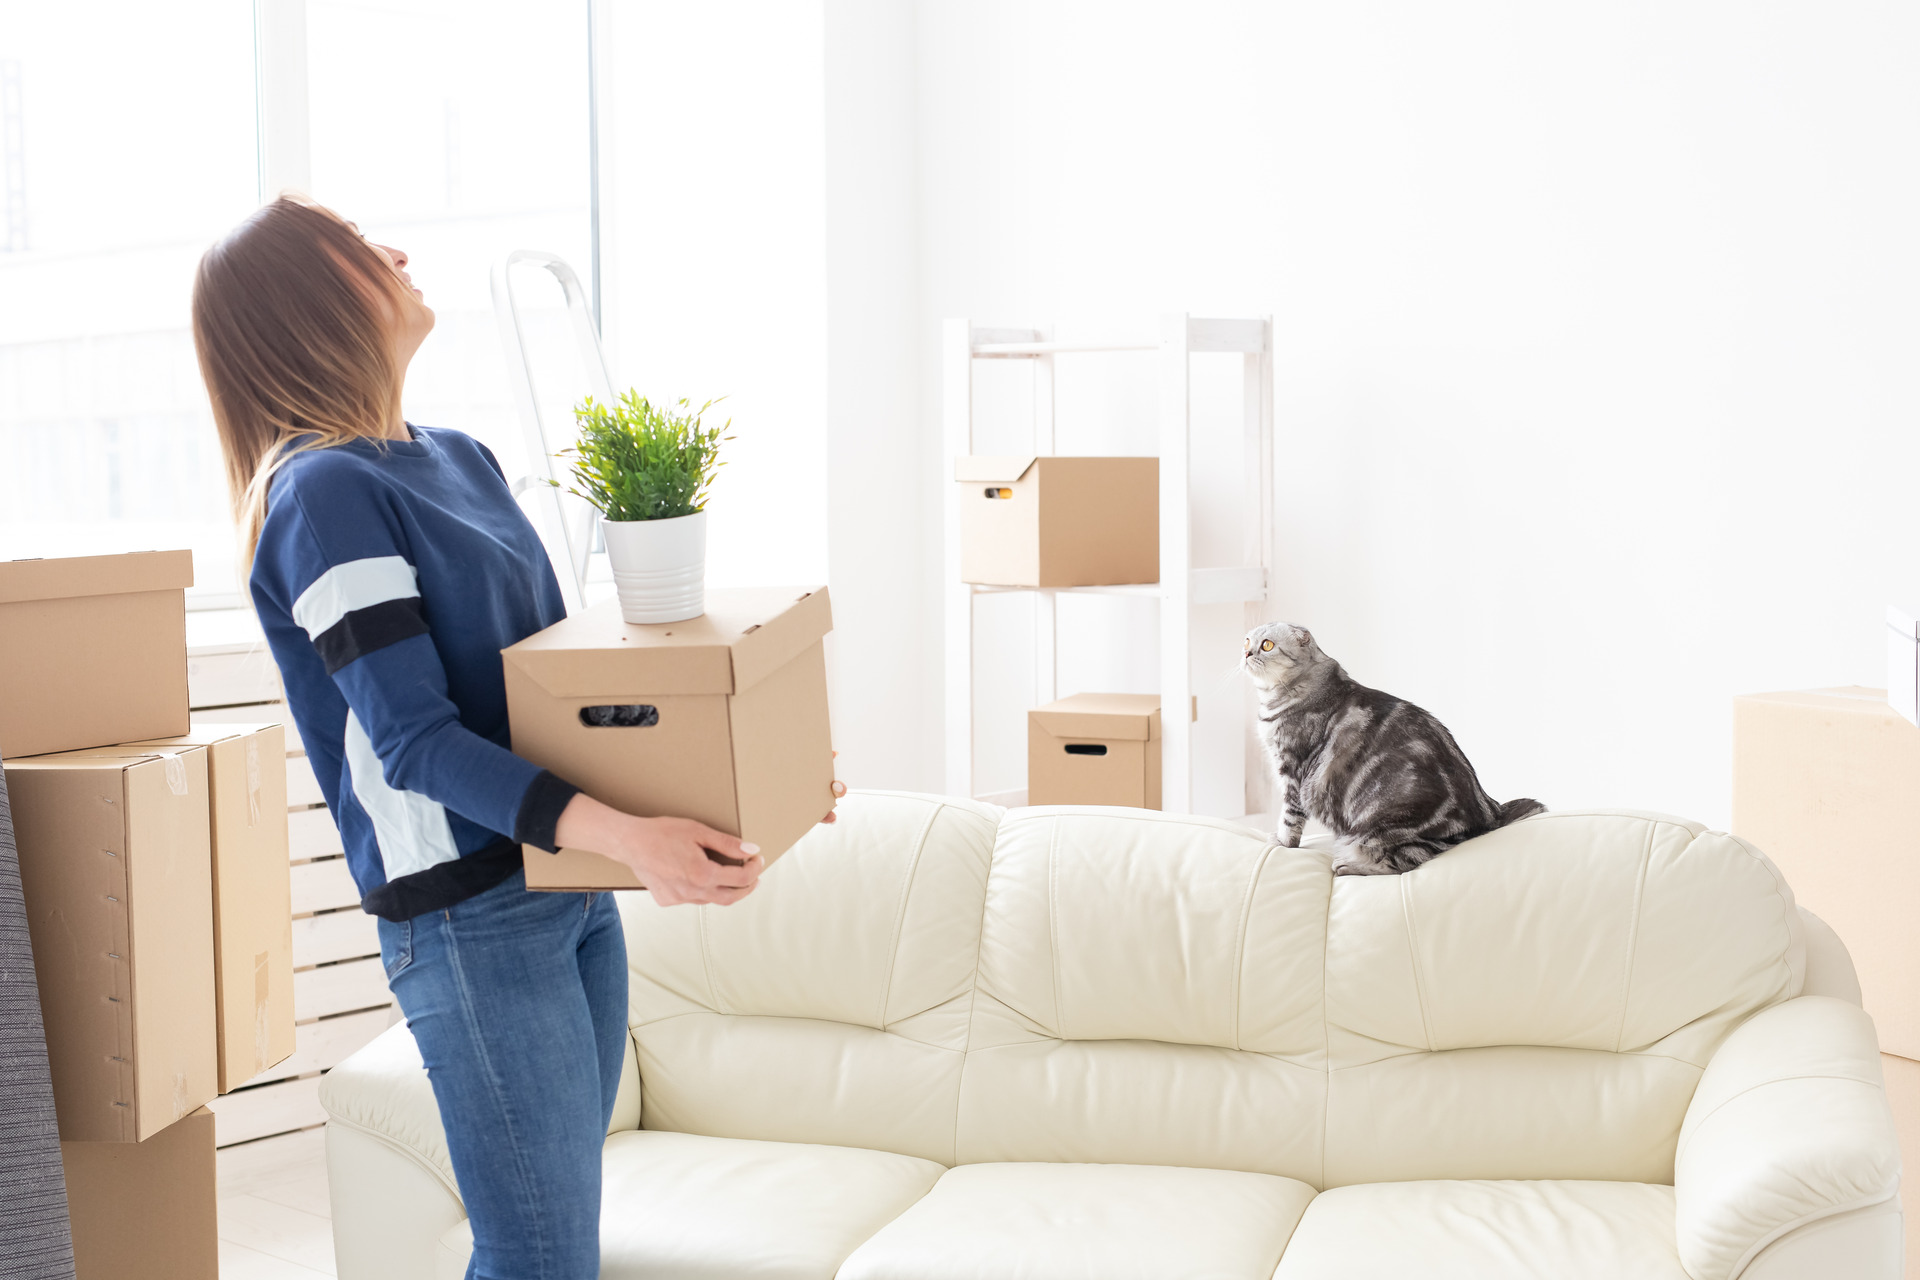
[821,752,846,824]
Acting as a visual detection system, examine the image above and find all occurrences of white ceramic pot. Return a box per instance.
[601,510,706,624]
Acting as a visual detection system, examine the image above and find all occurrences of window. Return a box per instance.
[0,1,592,601]
[0,2,258,597]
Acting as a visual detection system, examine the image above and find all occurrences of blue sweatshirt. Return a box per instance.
[250,425,580,921]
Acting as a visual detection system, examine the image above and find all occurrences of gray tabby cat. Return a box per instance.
[1242,622,1544,875]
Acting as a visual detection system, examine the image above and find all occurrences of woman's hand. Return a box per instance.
[820,752,846,824]
[553,793,764,908]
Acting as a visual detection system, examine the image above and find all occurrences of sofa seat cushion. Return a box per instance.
[836,1161,1317,1279]
[595,1129,944,1279]
[1273,1180,1689,1279]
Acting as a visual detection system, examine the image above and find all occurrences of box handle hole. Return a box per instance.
[983,487,1012,499]
[1064,743,1107,756]
[580,704,659,728]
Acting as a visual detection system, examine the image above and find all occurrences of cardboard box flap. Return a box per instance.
[504,586,833,698]
[1734,686,1889,712]
[1031,692,1161,741]
[954,456,1039,484]
[0,550,193,605]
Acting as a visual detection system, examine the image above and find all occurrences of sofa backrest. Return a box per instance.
[620,793,1804,1186]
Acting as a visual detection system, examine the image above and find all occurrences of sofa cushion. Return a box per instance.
[836,1161,1316,1280]
[595,1130,942,1279]
[621,792,999,1164]
[959,809,1330,1181]
[1271,1180,1689,1279]
[1320,811,1803,1185]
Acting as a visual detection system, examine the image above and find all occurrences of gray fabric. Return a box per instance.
[0,756,76,1279]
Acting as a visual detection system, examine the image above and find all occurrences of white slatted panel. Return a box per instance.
[192,700,302,754]
[289,806,343,861]
[291,857,360,915]
[294,958,392,1022]
[242,1008,395,1089]
[293,910,381,968]
[286,755,326,808]
[210,1075,327,1146]
[186,648,282,711]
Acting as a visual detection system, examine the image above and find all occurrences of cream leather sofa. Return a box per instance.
[320,793,1904,1279]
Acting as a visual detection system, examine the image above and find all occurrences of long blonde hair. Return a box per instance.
[191,196,411,570]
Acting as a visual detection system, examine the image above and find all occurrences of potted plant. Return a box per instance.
[558,391,729,624]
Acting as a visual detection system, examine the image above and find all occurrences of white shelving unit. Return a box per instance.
[943,314,1274,815]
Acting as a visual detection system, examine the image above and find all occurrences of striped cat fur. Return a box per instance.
[1242,622,1544,876]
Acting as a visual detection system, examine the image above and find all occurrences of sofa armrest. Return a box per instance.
[319,1021,460,1197]
[1674,996,1902,1280]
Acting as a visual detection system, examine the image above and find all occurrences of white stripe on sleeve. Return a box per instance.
[342,711,461,882]
[291,555,420,640]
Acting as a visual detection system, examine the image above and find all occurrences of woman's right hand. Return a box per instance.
[553,793,764,908]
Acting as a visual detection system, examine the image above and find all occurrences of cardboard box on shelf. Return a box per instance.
[1884,1053,1920,1280]
[1889,606,1919,728]
[503,586,836,891]
[62,1106,217,1280]
[955,456,1158,587]
[1028,693,1163,810]
[125,725,293,1092]
[3,743,217,1142]
[0,550,193,759]
[1732,686,1920,1060]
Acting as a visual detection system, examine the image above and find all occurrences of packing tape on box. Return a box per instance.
[246,738,261,826]
[164,753,187,797]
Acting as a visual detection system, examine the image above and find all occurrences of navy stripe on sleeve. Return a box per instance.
[514,769,582,853]
[312,596,431,675]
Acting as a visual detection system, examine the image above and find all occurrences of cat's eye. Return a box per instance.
[1261,639,1274,651]
[983,487,1012,499]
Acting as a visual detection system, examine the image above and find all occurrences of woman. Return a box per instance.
[192,195,829,1280]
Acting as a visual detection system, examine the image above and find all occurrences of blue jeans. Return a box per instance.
[378,869,628,1280]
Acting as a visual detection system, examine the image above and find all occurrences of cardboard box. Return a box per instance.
[3,743,217,1141]
[1885,1053,1920,1280]
[955,456,1157,587]
[0,551,192,759]
[1890,606,1918,727]
[125,725,293,1092]
[1028,693,1163,810]
[503,586,836,891]
[62,1106,217,1280]
[1732,687,1920,1060]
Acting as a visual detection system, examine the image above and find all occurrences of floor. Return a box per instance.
[216,1127,337,1279]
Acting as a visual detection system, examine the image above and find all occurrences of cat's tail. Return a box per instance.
[1495,797,1547,827]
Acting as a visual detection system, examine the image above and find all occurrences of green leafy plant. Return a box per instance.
[557,391,730,522]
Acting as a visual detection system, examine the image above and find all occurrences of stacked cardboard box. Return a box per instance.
[1,552,294,1280]
[1731,687,1920,1280]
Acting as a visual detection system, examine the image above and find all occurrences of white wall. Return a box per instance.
[601,1,828,591]
[823,0,937,792]
[616,4,1920,827]
[887,0,1920,828]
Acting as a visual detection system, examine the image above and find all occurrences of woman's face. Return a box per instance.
[369,237,435,363]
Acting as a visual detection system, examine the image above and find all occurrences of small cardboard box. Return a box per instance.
[62,1106,217,1280]
[1889,606,1918,727]
[1884,1053,1920,1280]
[4,743,218,1142]
[955,456,1158,587]
[0,551,193,759]
[1028,693,1163,810]
[1732,687,1920,1060]
[125,725,293,1092]
[503,586,836,891]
